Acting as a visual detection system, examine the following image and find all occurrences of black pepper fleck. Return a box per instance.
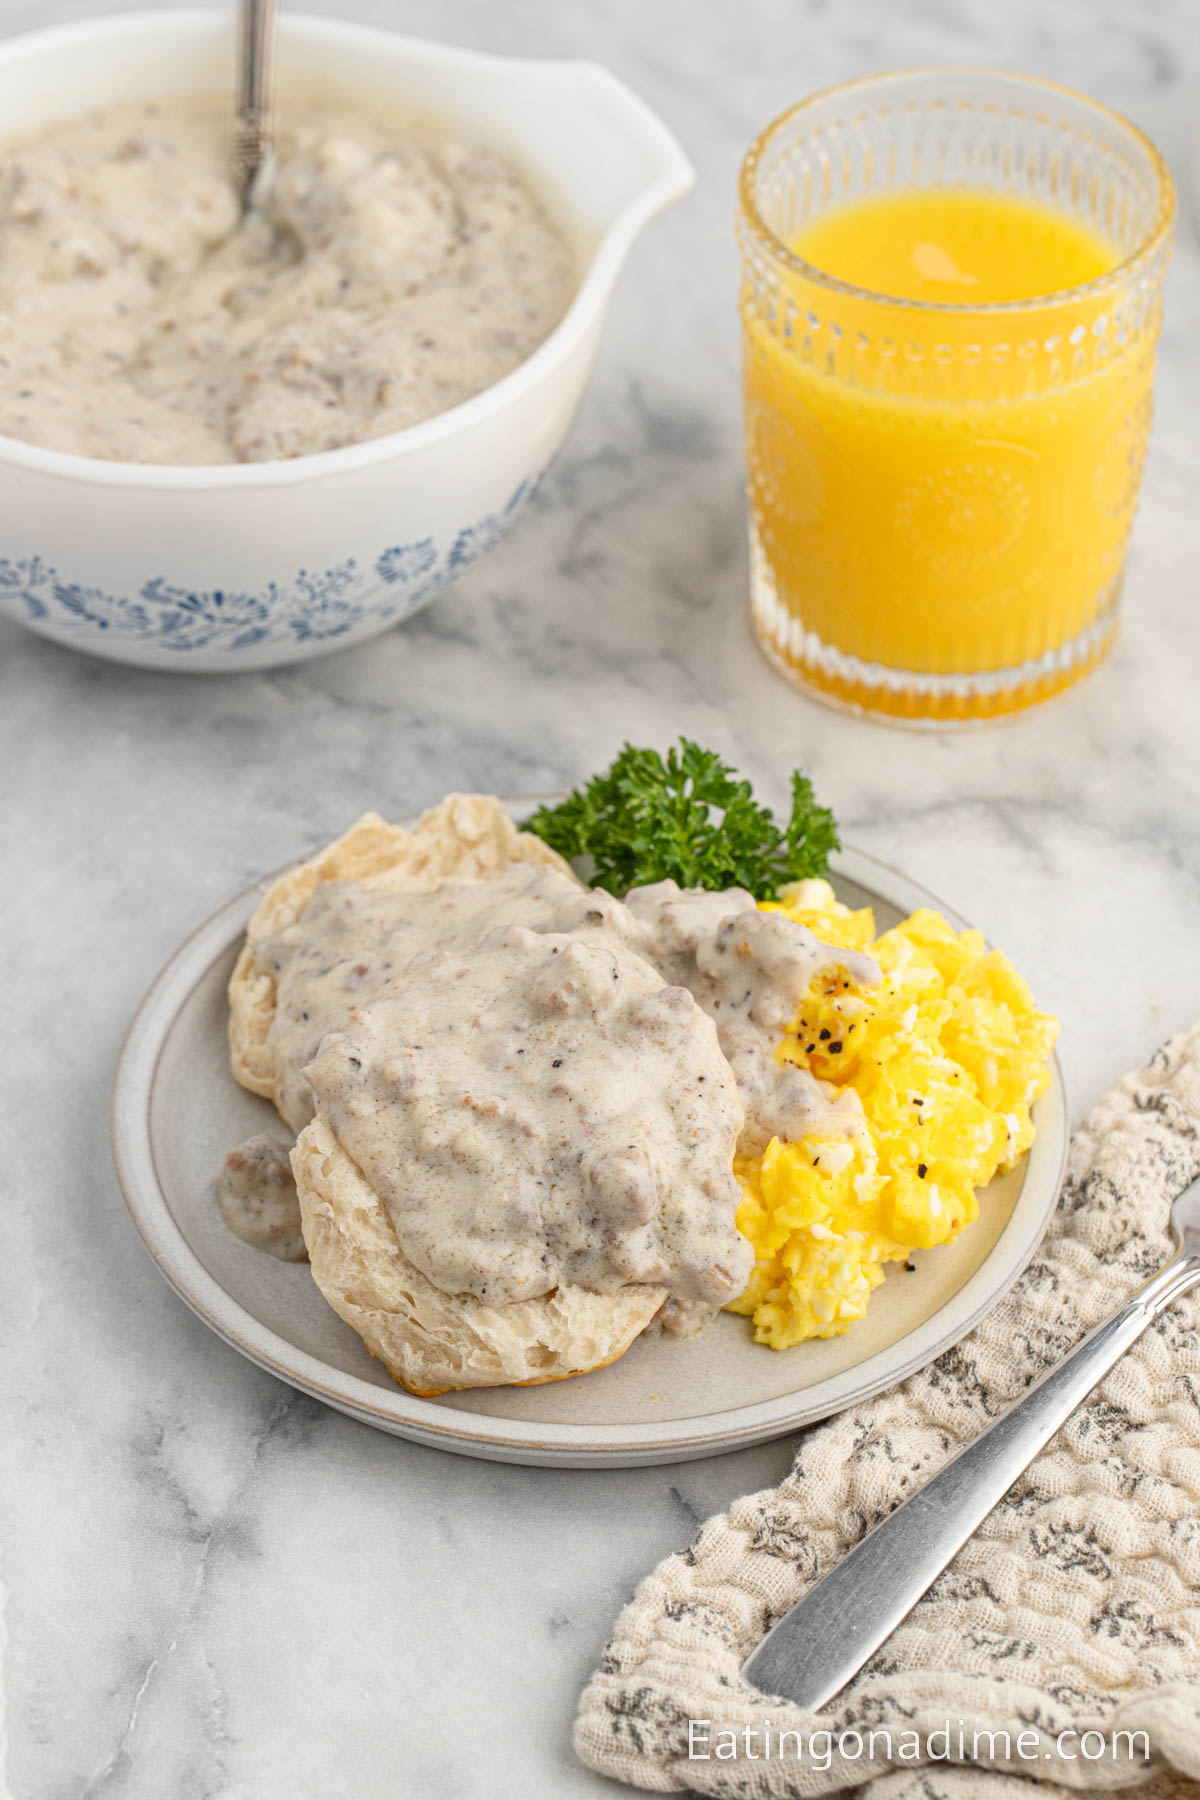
[918,1163,928,1178]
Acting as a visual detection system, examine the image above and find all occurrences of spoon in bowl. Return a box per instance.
[233,0,278,211]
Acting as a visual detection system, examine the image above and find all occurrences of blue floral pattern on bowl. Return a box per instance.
[1,470,544,656]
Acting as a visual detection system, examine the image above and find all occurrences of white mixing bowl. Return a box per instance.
[0,11,693,671]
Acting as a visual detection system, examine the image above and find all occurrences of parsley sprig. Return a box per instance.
[527,739,839,899]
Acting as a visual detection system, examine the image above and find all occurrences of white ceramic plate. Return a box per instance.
[111,803,1067,1467]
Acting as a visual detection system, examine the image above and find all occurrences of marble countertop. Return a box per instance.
[3,0,1200,1794]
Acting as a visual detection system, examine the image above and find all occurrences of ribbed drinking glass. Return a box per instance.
[738,70,1175,723]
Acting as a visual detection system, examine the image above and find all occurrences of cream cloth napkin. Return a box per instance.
[575,1026,1200,1794]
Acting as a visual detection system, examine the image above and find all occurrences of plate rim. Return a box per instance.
[110,805,1068,1467]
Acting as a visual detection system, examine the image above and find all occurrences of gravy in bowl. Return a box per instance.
[0,95,575,463]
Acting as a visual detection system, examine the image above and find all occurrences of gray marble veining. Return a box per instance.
[2,0,1200,1794]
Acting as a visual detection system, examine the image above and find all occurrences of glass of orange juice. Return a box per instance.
[738,70,1175,724]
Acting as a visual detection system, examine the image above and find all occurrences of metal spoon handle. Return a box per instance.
[742,1247,1200,1712]
[234,0,278,209]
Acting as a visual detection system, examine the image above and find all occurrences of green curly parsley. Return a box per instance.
[526,739,839,900]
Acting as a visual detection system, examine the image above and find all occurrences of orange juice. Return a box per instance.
[793,190,1114,303]
[742,187,1165,721]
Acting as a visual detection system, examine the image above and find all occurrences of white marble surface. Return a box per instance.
[3,0,1200,1794]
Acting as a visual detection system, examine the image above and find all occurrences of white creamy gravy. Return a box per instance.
[225,865,882,1313]
[253,864,881,1149]
[0,97,574,462]
[255,862,587,1130]
[215,1133,307,1261]
[304,926,751,1315]
[564,882,880,1156]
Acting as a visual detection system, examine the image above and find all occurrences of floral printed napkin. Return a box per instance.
[575,1026,1200,1795]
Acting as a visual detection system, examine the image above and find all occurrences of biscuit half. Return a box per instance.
[292,1119,666,1394]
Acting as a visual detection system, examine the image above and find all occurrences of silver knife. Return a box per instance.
[742,1170,1200,1711]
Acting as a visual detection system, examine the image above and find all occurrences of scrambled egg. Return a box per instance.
[726,880,1058,1349]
